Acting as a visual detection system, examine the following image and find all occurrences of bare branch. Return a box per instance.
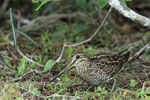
[1,0,10,10]
[17,47,44,67]
[11,48,45,81]
[128,44,150,62]
[119,44,150,73]
[56,7,113,63]
[108,0,150,27]
[18,85,81,99]
[12,69,45,82]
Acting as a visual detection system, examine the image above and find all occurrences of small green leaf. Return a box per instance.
[44,60,56,72]
[15,30,39,47]
[97,0,108,9]
[76,0,86,8]
[56,88,65,94]
[66,47,72,62]
[16,57,27,77]
[97,86,102,91]
[16,97,24,100]
[32,88,41,95]
[35,0,51,11]
[32,0,41,3]
[130,79,138,87]
[119,0,127,6]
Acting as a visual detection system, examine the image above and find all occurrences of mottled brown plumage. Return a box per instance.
[49,50,130,86]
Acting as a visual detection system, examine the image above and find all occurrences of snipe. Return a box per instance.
[49,50,130,92]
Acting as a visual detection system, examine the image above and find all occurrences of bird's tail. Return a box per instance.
[119,50,130,66]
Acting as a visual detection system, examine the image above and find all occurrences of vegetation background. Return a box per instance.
[0,0,150,99]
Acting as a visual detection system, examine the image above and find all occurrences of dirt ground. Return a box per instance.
[0,0,150,100]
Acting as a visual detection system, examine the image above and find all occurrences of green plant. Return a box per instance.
[9,8,40,51]
[32,0,127,11]
[76,0,86,8]
[44,60,56,72]
[129,79,138,88]
[66,47,73,63]
[94,86,109,99]
[97,38,109,48]
[29,84,41,95]
[117,83,150,100]
[15,97,25,100]
[87,46,97,56]
[16,57,28,77]
[32,0,51,11]
[124,64,132,71]
[116,45,122,52]
[44,31,51,45]
[97,0,108,9]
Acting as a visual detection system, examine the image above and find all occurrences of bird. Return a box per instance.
[49,50,130,92]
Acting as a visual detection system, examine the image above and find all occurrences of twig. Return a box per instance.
[144,68,150,82]
[93,0,102,23]
[21,12,96,32]
[1,0,10,10]
[9,8,17,51]
[17,10,21,29]
[12,69,45,82]
[118,44,150,73]
[0,41,13,46]
[108,0,150,27]
[17,47,44,67]
[128,44,150,63]
[11,47,45,81]
[56,7,113,63]
[7,47,18,60]
[12,13,30,25]
[18,86,81,99]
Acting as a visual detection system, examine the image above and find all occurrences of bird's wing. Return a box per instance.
[90,54,123,76]
[87,67,111,83]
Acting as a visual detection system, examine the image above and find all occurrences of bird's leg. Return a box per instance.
[81,80,86,85]
[110,78,116,93]
[81,81,91,90]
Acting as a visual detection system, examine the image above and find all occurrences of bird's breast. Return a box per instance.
[76,65,112,85]
[76,65,88,75]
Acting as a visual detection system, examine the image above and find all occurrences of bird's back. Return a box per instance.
[89,51,130,80]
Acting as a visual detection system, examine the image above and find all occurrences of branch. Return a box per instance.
[11,48,45,81]
[108,0,150,27]
[12,69,45,82]
[17,47,44,67]
[18,86,81,99]
[128,44,150,63]
[1,0,10,10]
[56,7,113,63]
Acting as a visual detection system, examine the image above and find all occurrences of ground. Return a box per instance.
[0,0,150,100]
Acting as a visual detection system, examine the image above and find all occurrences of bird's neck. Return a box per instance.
[76,61,90,74]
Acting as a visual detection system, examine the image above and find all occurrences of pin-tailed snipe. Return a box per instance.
[49,50,130,91]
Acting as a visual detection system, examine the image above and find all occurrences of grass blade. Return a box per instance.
[15,30,40,47]
[9,8,17,51]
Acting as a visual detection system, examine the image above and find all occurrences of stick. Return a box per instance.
[56,7,113,63]
[18,85,81,99]
[108,0,150,27]
[128,44,150,63]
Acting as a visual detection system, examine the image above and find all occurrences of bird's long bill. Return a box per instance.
[49,61,75,83]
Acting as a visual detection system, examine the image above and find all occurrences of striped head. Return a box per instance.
[71,53,90,71]
[49,53,89,83]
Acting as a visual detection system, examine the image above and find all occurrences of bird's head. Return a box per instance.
[71,53,89,68]
[49,53,89,83]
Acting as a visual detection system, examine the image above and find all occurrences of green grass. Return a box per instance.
[1,11,150,99]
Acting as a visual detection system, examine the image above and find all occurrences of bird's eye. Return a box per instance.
[76,55,80,59]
